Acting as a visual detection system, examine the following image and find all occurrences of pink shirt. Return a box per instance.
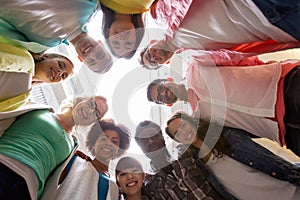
[152,0,296,50]
[150,0,193,39]
[186,49,300,145]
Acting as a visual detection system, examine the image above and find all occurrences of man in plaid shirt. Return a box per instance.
[135,120,234,200]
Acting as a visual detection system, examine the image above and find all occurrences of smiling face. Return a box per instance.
[135,132,166,154]
[94,129,120,161]
[167,118,198,145]
[141,40,174,67]
[117,167,145,197]
[150,81,178,104]
[34,54,74,83]
[72,96,108,125]
[108,20,136,58]
[74,34,112,73]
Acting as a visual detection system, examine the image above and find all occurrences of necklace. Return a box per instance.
[91,159,110,177]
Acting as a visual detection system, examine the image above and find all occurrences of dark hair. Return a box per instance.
[165,111,232,157]
[115,156,145,199]
[138,44,162,70]
[31,52,73,67]
[146,78,167,102]
[86,119,131,158]
[115,156,144,177]
[31,52,74,85]
[101,4,145,59]
[135,120,163,138]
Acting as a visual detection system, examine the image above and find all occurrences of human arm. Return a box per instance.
[183,49,265,68]
[252,138,300,164]
[230,39,300,54]
[150,0,193,39]
[222,128,300,186]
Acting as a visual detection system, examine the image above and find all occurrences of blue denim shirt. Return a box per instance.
[221,127,300,186]
[251,0,300,40]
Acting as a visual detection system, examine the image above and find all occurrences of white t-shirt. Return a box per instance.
[171,0,296,50]
[206,153,300,200]
[54,157,118,200]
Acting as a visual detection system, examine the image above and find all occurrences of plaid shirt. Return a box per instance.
[143,148,225,200]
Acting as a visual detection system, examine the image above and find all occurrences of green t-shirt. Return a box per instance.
[0,109,74,198]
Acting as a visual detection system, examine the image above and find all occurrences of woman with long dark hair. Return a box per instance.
[166,111,300,199]
[100,0,157,59]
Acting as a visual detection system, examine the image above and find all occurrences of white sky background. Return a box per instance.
[83,11,300,172]
[45,10,185,172]
[81,10,170,170]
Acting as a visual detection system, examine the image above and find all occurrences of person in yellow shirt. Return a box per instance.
[0,36,74,112]
[100,0,157,59]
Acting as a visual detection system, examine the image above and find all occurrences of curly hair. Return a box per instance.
[86,119,131,158]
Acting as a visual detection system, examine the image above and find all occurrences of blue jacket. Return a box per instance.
[222,127,300,186]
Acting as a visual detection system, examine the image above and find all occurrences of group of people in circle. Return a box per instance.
[1,0,300,199]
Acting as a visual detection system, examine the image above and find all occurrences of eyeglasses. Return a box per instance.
[88,99,103,119]
[155,82,167,104]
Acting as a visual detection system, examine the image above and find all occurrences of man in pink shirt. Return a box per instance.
[140,0,300,69]
[146,49,300,156]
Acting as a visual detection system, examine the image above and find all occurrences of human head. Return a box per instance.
[135,120,166,154]
[71,32,113,73]
[59,96,108,125]
[147,78,186,105]
[166,111,231,155]
[165,111,202,145]
[139,40,174,69]
[101,4,145,59]
[86,119,131,160]
[115,157,145,198]
[32,53,74,85]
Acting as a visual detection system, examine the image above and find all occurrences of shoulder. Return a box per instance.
[107,180,119,200]
[0,101,51,119]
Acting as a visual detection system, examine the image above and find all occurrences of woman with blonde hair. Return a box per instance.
[0,95,108,200]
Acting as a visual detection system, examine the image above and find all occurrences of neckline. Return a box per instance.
[54,114,72,133]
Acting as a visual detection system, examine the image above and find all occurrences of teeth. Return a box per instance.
[186,132,192,140]
[50,68,54,80]
[102,148,111,152]
[127,181,137,187]
[84,46,92,54]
